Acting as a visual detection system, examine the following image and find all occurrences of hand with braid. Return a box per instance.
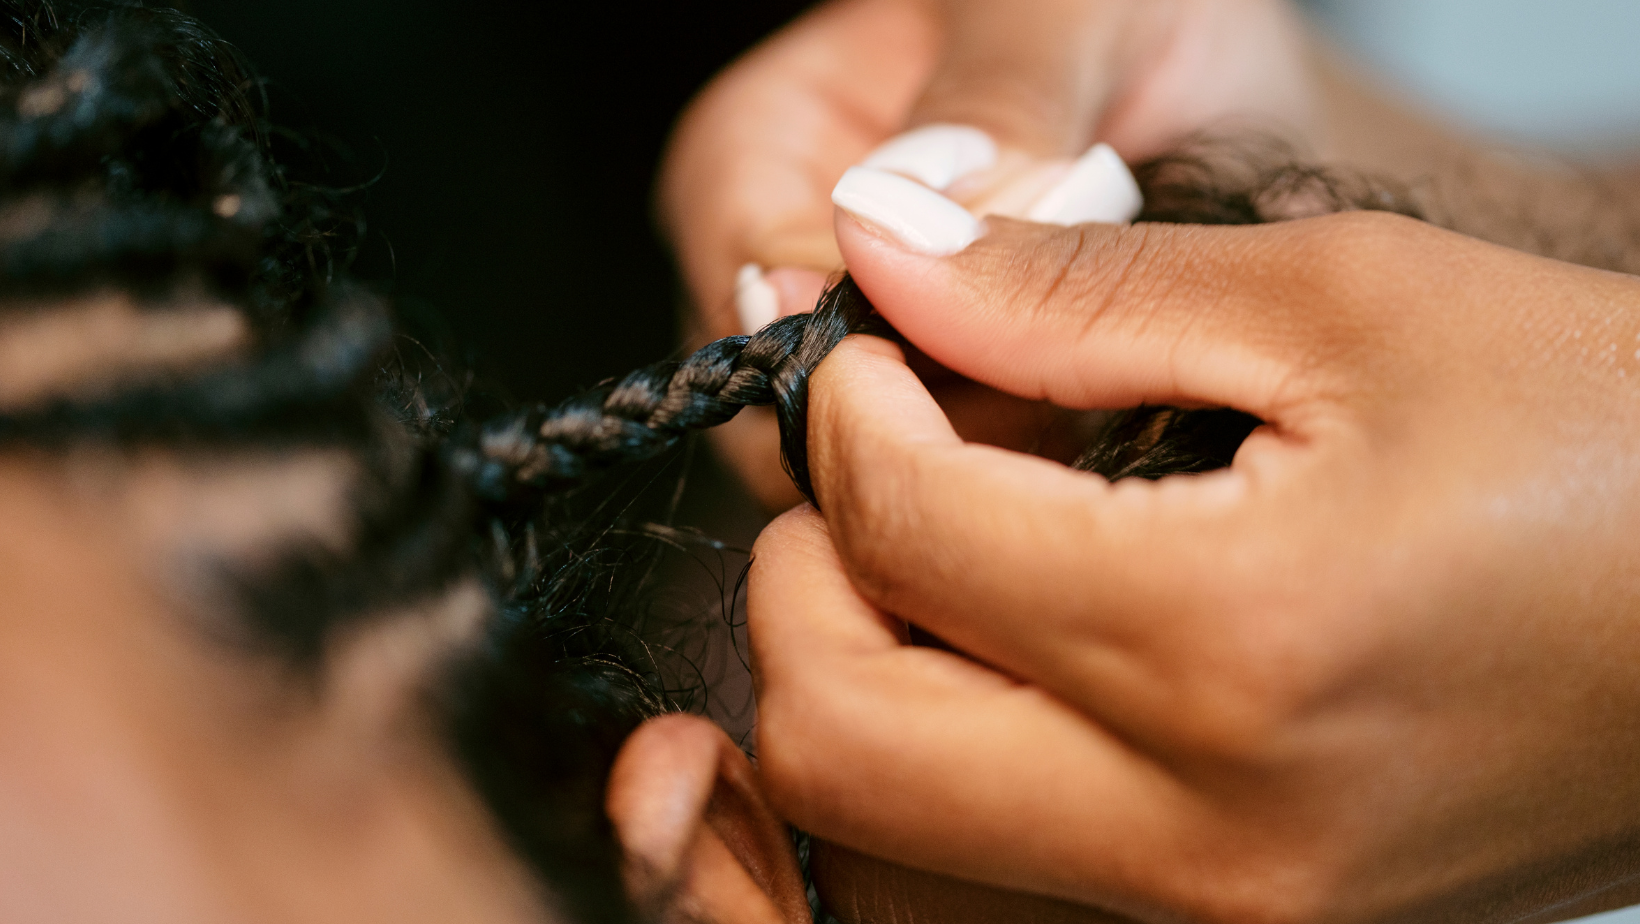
[741,165,1640,923]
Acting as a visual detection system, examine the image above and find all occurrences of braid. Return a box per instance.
[452,275,881,507]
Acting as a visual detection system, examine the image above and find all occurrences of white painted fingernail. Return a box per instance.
[832,167,983,256]
[1026,143,1144,226]
[734,263,779,333]
[860,124,998,191]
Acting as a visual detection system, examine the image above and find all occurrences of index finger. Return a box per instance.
[747,505,1189,915]
[804,336,1298,736]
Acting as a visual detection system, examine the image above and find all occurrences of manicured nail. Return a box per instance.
[831,167,983,256]
[860,124,998,191]
[734,263,779,333]
[1026,143,1144,226]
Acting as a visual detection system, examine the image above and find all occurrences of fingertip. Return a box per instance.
[837,213,1161,408]
[608,714,721,819]
[734,263,780,333]
[606,714,723,885]
[857,123,999,191]
[762,266,829,319]
[1024,143,1144,226]
[756,504,826,553]
[751,504,838,578]
[832,206,1028,340]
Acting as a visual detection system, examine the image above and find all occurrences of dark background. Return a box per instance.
[185,0,812,405]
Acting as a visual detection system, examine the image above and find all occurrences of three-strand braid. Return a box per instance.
[455,276,877,507]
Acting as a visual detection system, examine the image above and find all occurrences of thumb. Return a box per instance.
[829,167,1390,420]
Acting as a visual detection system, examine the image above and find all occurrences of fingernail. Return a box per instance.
[860,124,998,191]
[831,166,983,256]
[1026,143,1144,226]
[734,263,779,333]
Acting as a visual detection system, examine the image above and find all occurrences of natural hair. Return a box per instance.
[0,4,1487,922]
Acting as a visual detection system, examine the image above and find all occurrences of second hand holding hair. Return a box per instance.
[661,0,1316,508]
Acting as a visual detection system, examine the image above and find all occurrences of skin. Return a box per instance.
[0,455,812,924]
[744,209,1640,924]
[0,457,551,924]
[608,714,811,924]
[664,2,1640,920]
[0,298,549,923]
[660,0,1466,512]
[0,298,807,924]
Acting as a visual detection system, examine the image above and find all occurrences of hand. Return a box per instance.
[660,0,1317,507]
[746,199,1640,923]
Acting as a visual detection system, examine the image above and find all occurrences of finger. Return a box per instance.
[606,715,724,892]
[833,182,1433,418]
[662,0,938,511]
[747,506,1185,913]
[909,0,1133,158]
[765,267,830,320]
[607,714,806,924]
[805,336,1268,724]
[849,0,1149,228]
[660,0,935,338]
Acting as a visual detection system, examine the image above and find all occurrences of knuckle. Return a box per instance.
[1064,224,1215,352]
[828,437,931,607]
[966,222,1176,339]
[1287,210,1430,298]
[1158,602,1330,762]
[1166,657,1310,762]
[1248,210,1443,389]
[1159,531,1374,765]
